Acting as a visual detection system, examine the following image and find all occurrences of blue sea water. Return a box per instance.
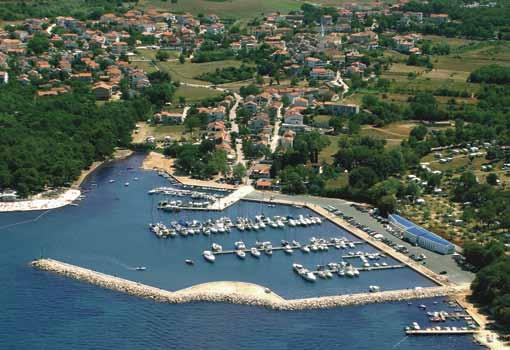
[0,154,483,349]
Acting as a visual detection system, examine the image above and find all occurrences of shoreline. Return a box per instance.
[0,149,133,213]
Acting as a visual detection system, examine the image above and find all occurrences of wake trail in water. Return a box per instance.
[392,336,408,348]
[83,255,140,270]
[0,210,51,231]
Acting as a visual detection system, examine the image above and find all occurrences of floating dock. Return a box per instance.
[213,241,366,255]
[31,258,469,310]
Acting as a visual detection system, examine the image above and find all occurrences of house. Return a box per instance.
[207,120,226,132]
[255,92,272,106]
[249,113,270,132]
[429,13,449,24]
[284,108,304,125]
[305,57,325,68]
[0,71,8,84]
[255,178,272,190]
[323,102,359,116]
[72,72,92,83]
[250,163,271,179]
[198,106,226,122]
[243,101,258,114]
[111,41,128,55]
[0,39,23,53]
[310,68,335,80]
[350,30,378,44]
[154,111,184,124]
[130,69,150,89]
[92,82,112,100]
[207,23,225,35]
[280,129,295,149]
[293,97,309,108]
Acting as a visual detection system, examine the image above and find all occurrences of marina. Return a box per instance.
[0,155,488,350]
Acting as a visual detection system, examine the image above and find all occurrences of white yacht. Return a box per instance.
[302,270,317,282]
[202,250,216,263]
[284,245,293,254]
[211,243,223,252]
[234,241,246,250]
[301,245,311,253]
[250,247,261,258]
[236,250,246,259]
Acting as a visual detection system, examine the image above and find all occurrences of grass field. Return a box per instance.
[137,0,300,19]
[360,122,416,148]
[173,86,222,103]
[157,60,244,84]
[319,135,342,164]
[313,115,332,128]
[381,42,510,96]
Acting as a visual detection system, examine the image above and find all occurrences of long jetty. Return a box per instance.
[32,258,468,310]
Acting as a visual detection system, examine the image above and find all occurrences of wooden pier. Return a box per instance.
[406,329,478,335]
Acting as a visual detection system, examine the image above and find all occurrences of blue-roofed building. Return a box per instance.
[389,214,455,255]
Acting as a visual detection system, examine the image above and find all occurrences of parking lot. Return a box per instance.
[246,191,475,285]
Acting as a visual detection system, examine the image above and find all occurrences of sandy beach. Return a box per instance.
[0,149,133,213]
[141,151,238,190]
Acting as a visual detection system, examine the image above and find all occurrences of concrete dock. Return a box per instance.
[32,258,469,310]
[406,329,479,335]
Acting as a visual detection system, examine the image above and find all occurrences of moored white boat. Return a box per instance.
[203,250,215,263]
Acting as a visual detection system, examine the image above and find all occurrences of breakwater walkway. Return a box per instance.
[32,258,468,310]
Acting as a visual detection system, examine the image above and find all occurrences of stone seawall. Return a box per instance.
[32,259,468,310]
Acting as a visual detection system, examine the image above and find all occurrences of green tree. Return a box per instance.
[377,194,397,217]
[28,33,50,54]
[232,163,247,180]
[156,50,170,61]
[486,173,499,186]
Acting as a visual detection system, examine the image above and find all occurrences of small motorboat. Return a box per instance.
[124,182,130,186]
[135,266,146,271]
[236,250,246,259]
[185,259,194,265]
[109,179,115,183]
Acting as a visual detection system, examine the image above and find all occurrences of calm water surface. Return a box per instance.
[0,155,483,349]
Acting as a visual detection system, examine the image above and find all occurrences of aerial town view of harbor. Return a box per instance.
[1,0,509,349]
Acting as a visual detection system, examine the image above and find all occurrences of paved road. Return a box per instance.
[269,105,282,153]
[246,191,475,285]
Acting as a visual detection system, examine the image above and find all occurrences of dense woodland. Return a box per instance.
[0,82,152,197]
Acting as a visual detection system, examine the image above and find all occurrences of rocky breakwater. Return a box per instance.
[281,285,469,311]
[31,259,468,310]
